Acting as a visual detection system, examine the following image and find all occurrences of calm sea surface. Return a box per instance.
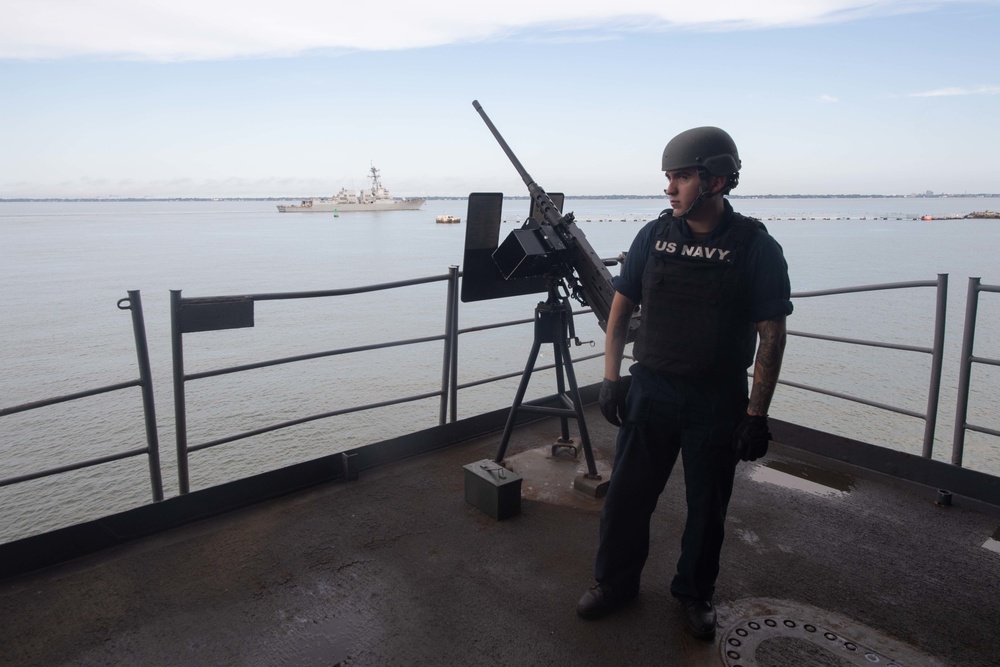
[2,196,999,543]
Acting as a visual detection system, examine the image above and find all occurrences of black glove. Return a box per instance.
[598,378,628,427]
[733,414,771,461]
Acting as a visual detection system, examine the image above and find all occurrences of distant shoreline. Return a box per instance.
[1,194,998,203]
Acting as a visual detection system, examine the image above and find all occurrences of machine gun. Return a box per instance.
[469,101,640,486]
[472,100,622,333]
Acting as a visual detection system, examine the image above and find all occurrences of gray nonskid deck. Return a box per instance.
[1,406,997,666]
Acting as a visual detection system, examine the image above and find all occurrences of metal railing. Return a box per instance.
[952,277,1000,465]
[170,267,608,494]
[4,271,996,507]
[0,291,164,501]
[170,270,463,494]
[169,272,955,494]
[781,274,949,459]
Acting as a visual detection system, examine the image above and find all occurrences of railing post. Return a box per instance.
[450,267,460,424]
[170,289,190,494]
[921,274,948,459]
[119,290,164,501]
[439,266,459,426]
[951,277,981,467]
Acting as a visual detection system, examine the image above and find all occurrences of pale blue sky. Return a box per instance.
[2,1,998,198]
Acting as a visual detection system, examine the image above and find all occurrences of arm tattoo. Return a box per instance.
[748,317,787,416]
[604,294,635,380]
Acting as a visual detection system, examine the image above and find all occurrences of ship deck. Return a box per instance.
[1,404,999,666]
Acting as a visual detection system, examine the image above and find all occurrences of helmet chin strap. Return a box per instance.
[676,183,719,220]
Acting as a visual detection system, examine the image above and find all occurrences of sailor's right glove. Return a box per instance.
[733,414,771,462]
[599,378,628,427]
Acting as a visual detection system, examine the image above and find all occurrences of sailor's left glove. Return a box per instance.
[598,378,628,427]
[733,414,771,461]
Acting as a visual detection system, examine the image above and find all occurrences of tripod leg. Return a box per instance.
[552,343,572,443]
[559,339,600,478]
[494,338,543,464]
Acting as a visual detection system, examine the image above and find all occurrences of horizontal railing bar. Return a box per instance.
[966,422,1000,438]
[457,369,530,391]
[458,317,534,335]
[778,377,926,420]
[978,284,1000,294]
[0,447,150,488]
[181,274,452,305]
[569,352,604,363]
[186,334,446,381]
[787,330,932,354]
[456,307,595,336]
[455,352,604,391]
[792,280,936,299]
[0,380,141,418]
[188,389,444,453]
[971,355,1000,368]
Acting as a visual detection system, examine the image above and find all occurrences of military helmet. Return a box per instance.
[661,126,741,176]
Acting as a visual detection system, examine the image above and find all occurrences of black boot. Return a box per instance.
[575,584,638,620]
[681,599,716,640]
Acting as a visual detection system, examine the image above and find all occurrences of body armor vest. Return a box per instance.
[634,212,761,376]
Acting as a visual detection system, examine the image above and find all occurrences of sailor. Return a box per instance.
[576,127,793,640]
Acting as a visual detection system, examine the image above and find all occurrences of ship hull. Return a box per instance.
[278,198,426,213]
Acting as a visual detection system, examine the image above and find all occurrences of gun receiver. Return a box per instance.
[472,100,618,332]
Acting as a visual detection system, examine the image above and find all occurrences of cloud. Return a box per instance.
[909,85,1000,97]
[0,0,984,62]
[819,94,839,103]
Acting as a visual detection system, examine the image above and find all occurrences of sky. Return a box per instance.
[1,0,999,198]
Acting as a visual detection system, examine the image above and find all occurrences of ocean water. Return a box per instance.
[1,196,999,543]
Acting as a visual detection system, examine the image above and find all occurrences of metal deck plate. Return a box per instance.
[717,599,945,667]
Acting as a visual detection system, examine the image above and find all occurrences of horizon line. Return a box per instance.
[2,193,999,203]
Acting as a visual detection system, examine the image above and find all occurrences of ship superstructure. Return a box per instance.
[278,165,425,212]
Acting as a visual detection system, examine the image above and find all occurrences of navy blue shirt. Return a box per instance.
[613,200,793,323]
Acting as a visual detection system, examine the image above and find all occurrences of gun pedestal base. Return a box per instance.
[551,438,578,459]
[573,473,610,499]
[503,445,611,503]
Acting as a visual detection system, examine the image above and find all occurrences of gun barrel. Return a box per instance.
[472,99,625,333]
[473,100,566,233]
[472,100,535,189]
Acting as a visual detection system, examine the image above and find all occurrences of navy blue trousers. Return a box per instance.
[594,363,746,602]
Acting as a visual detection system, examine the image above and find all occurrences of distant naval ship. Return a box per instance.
[277,165,426,212]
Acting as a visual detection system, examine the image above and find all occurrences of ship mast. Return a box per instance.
[369,164,383,192]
